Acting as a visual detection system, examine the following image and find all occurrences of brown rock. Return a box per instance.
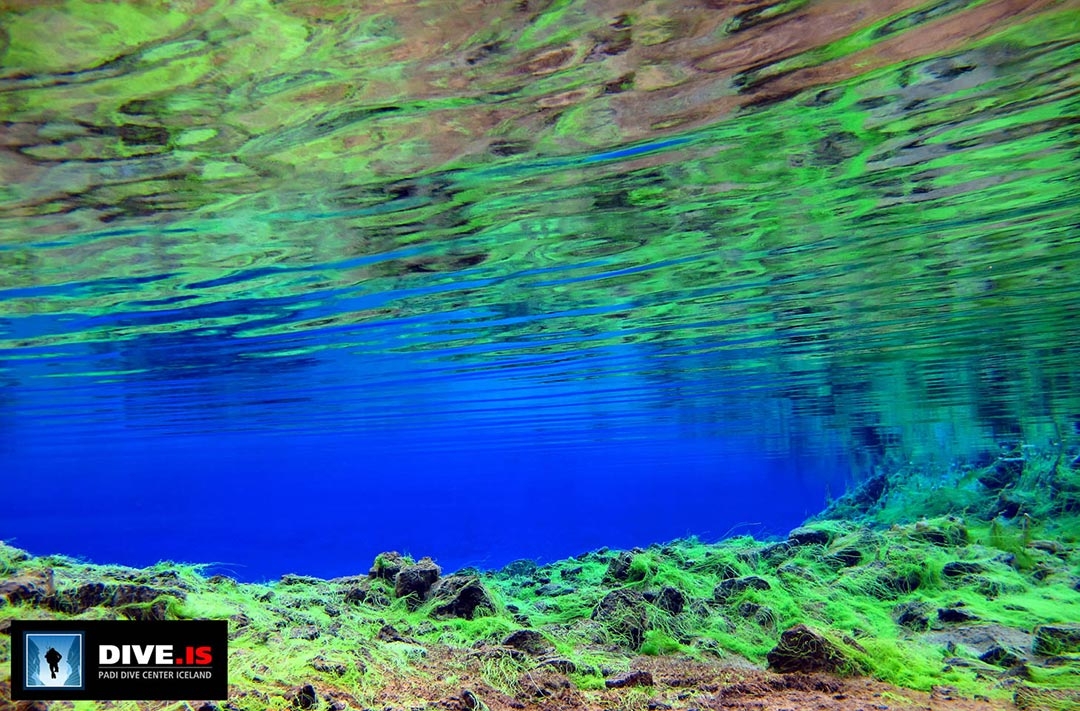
[767,624,855,674]
[0,569,55,605]
[605,670,654,688]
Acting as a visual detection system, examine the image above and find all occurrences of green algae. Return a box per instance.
[3,477,1079,709]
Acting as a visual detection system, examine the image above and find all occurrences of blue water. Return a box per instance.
[3,426,846,581]
[2,1,1078,582]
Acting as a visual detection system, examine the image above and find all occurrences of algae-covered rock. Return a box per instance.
[979,458,1024,491]
[1032,624,1080,656]
[394,557,441,606]
[430,575,495,620]
[604,549,648,583]
[937,605,979,623]
[49,582,183,621]
[826,547,863,567]
[503,629,553,656]
[893,601,931,631]
[648,583,682,613]
[713,575,771,603]
[788,527,830,546]
[942,561,985,578]
[0,569,55,605]
[499,559,539,578]
[766,624,856,674]
[926,624,1032,666]
[737,601,776,630]
[605,669,653,688]
[908,517,968,546]
[288,683,318,709]
[592,589,651,648]
[369,552,407,581]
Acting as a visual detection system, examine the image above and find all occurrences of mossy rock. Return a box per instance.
[1032,624,1080,656]
[591,589,651,648]
[713,575,771,603]
[766,624,860,675]
[394,557,441,608]
[430,575,495,620]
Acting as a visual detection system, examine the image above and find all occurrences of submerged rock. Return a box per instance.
[48,582,183,621]
[394,557,441,606]
[926,624,1032,667]
[942,561,985,578]
[826,547,863,567]
[937,605,979,624]
[893,601,931,631]
[0,569,55,605]
[604,549,647,583]
[767,624,855,674]
[605,670,653,688]
[500,559,538,578]
[592,589,650,648]
[645,586,685,615]
[908,518,968,546]
[430,575,495,620]
[1033,624,1080,656]
[979,458,1024,491]
[713,575,771,603]
[788,527,831,546]
[288,683,318,709]
[369,552,407,581]
[503,629,553,656]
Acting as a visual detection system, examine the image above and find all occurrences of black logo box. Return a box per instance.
[10,620,228,700]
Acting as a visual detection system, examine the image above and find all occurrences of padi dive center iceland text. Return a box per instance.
[10,620,228,700]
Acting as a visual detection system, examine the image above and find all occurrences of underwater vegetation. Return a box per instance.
[3,453,1079,711]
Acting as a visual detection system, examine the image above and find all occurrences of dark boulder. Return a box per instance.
[500,559,539,578]
[394,557,441,606]
[592,589,650,648]
[48,583,182,621]
[827,547,863,567]
[980,645,1022,668]
[503,629,553,656]
[893,601,931,631]
[1033,624,1080,656]
[430,575,495,620]
[759,542,794,562]
[654,587,685,615]
[737,602,775,630]
[0,570,55,606]
[713,576,771,603]
[938,605,979,624]
[369,552,406,581]
[604,549,647,583]
[288,683,318,710]
[342,580,391,607]
[942,561,985,579]
[908,518,968,546]
[978,458,1024,491]
[767,624,856,674]
[788,527,831,546]
[605,670,653,688]
[535,583,574,597]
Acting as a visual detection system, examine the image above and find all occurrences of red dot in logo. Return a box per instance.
[175,657,184,664]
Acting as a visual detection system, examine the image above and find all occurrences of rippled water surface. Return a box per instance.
[2,1,1079,577]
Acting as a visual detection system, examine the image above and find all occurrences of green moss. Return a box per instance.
[639,629,684,656]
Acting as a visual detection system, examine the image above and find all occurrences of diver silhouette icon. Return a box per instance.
[45,647,62,678]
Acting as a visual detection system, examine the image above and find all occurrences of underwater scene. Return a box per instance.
[1,0,1079,709]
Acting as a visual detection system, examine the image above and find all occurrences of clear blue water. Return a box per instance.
[1,1,1078,581]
